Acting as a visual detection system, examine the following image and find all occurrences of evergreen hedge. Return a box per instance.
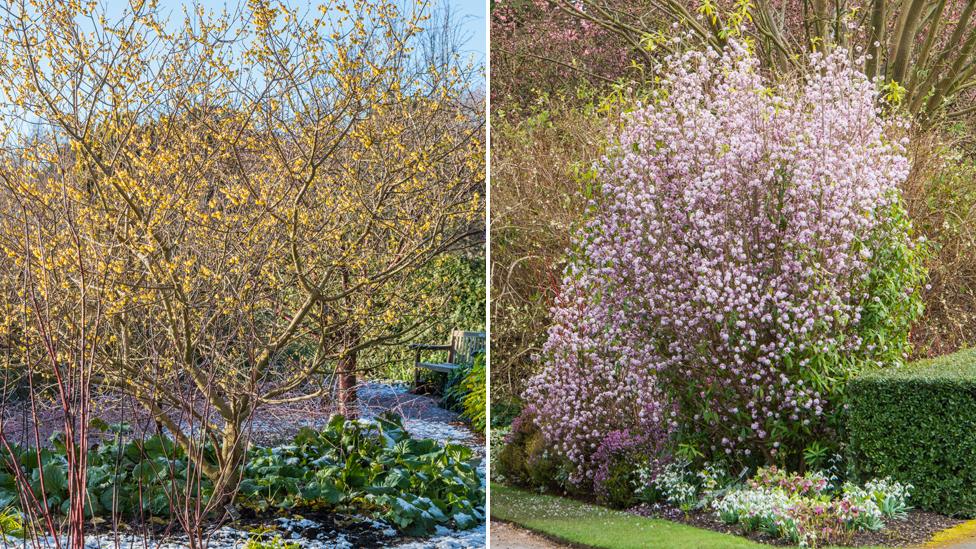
[848,348,976,516]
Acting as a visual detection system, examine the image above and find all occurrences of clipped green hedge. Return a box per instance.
[848,347,976,517]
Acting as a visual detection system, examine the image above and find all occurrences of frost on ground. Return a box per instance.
[402,417,478,446]
[391,523,487,549]
[0,522,487,549]
[0,382,486,549]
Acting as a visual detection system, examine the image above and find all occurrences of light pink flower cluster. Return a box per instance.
[525,42,912,484]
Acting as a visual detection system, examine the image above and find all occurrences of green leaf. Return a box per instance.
[41,461,68,497]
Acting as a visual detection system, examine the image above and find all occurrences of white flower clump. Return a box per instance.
[840,482,885,530]
[856,477,913,519]
[713,487,791,527]
[653,461,700,510]
[713,472,912,547]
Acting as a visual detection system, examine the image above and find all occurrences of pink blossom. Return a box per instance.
[524,42,915,484]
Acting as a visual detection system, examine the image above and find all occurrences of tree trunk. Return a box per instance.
[338,350,358,418]
[146,404,246,520]
[214,421,245,503]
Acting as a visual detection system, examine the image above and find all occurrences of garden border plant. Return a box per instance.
[443,352,488,433]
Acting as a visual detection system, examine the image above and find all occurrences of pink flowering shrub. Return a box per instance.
[591,430,644,506]
[525,42,927,485]
[592,422,671,507]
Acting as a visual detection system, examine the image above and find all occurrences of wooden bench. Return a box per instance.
[409,330,485,389]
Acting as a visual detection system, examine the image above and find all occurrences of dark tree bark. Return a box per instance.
[338,349,358,417]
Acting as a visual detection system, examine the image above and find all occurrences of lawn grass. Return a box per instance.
[490,483,762,549]
[490,483,887,549]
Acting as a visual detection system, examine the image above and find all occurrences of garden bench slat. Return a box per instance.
[416,362,461,374]
[411,329,486,389]
[408,343,451,351]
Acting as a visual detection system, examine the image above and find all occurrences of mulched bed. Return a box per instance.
[0,379,464,448]
[630,502,963,547]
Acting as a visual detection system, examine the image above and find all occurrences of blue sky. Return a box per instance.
[155,0,487,64]
[422,0,486,61]
[452,0,487,62]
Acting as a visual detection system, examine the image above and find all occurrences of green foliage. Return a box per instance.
[0,507,23,540]
[600,459,637,509]
[489,427,511,482]
[853,196,929,370]
[495,435,531,487]
[361,253,485,381]
[0,413,484,536]
[489,398,522,428]
[441,255,487,333]
[87,431,202,517]
[244,535,300,549]
[848,347,976,517]
[442,364,470,412]
[494,413,560,491]
[442,352,486,433]
[461,354,487,433]
[0,429,199,518]
[731,196,929,469]
[237,412,484,536]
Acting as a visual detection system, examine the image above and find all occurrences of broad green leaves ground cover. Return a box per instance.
[0,413,483,536]
[238,412,484,535]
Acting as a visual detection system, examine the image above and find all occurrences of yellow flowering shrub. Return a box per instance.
[0,0,483,508]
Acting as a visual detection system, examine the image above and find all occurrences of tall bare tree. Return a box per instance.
[556,0,976,120]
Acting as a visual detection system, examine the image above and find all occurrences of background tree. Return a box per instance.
[490,0,645,109]
[554,0,976,121]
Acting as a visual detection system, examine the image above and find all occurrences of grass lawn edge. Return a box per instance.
[490,482,763,549]
[489,482,911,549]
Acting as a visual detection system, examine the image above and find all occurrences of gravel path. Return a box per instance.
[1,380,474,448]
[489,521,570,549]
[928,519,976,548]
